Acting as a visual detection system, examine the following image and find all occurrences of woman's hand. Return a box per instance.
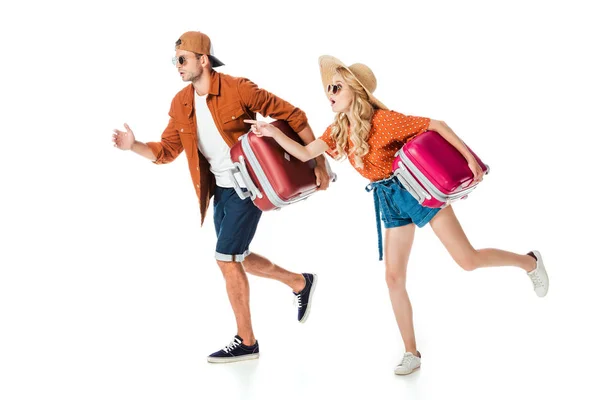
[467,157,484,184]
[244,119,282,138]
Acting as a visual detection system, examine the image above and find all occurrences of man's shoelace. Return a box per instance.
[223,338,242,353]
[293,293,303,309]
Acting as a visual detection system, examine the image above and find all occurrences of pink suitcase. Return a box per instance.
[228,120,337,211]
[392,130,490,208]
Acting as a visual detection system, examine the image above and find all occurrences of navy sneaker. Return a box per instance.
[294,273,318,323]
[206,335,259,363]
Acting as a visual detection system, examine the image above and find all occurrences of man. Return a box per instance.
[112,31,330,363]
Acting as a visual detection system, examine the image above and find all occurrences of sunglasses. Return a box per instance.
[327,83,343,95]
[172,54,203,66]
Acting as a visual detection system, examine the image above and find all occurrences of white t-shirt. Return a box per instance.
[194,92,245,188]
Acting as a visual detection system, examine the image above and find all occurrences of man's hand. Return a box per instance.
[113,123,136,150]
[314,157,331,191]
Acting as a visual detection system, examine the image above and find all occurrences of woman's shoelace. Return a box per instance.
[530,271,543,287]
[401,353,414,366]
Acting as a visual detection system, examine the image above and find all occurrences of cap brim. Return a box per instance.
[318,55,387,110]
[209,55,224,68]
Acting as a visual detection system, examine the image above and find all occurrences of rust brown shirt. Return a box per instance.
[147,70,308,225]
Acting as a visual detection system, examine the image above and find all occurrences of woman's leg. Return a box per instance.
[428,205,536,272]
[384,223,420,355]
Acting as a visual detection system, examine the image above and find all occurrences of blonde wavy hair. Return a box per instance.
[329,67,376,169]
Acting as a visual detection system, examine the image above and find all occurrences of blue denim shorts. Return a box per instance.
[366,175,441,260]
[213,186,262,262]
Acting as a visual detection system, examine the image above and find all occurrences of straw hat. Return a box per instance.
[318,55,388,110]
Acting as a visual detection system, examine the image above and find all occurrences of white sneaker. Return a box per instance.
[394,352,421,375]
[527,250,549,297]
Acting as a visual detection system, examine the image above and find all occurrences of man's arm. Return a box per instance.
[238,78,308,134]
[113,98,184,164]
[238,78,331,189]
[113,123,156,160]
[130,140,157,161]
[145,115,184,164]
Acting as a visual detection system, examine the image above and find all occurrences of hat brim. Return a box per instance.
[209,55,225,68]
[318,55,388,111]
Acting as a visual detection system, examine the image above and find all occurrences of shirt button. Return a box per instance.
[231,116,235,120]
[180,128,184,132]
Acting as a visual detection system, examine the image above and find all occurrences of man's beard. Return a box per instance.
[185,69,202,82]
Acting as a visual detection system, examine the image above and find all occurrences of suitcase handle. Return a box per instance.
[395,172,427,204]
[228,156,263,201]
[228,167,251,200]
[323,158,338,183]
[393,163,432,203]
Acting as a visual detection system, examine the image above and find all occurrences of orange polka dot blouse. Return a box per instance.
[318,109,431,182]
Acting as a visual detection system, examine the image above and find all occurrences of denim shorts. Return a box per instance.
[366,175,441,260]
[213,186,262,262]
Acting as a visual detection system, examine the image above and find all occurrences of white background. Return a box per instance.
[1,0,598,399]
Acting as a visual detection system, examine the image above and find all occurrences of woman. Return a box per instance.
[245,55,549,375]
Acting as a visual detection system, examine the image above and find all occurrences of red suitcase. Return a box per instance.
[228,120,337,211]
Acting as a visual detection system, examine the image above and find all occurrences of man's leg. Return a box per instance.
[207,187,261,363]
[216,260,255,345]
[243,253,318,323]
[213,187,261,344]
[242,252,306,293]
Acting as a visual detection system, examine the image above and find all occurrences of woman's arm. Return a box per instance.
[428,119,474,162]
[244,119,329,162]
[428,119,484,182]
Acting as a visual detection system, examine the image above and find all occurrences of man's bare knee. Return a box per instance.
[216,260,241,273]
